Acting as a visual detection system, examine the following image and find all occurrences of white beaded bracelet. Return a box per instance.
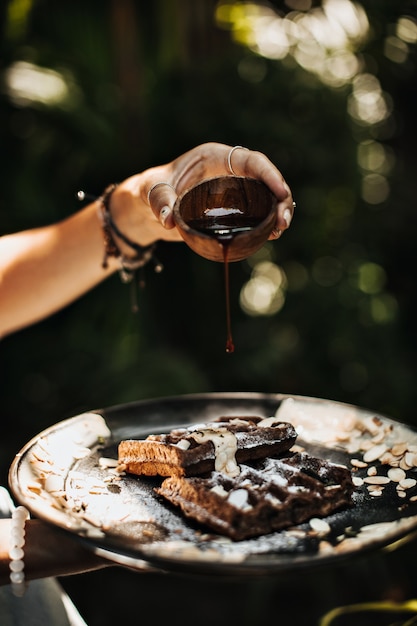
[9,505,30,596]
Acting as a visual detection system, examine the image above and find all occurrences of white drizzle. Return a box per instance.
[257,416,284,428]
[190,428,240,477]
[175,439,191,450]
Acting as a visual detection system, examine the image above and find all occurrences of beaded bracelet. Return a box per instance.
[78,185,163,312]
[99,184,163,281]
[9,506,30,597]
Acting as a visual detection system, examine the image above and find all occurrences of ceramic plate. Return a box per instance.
[8,392,417,577]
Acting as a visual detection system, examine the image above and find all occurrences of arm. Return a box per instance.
[0,142,293,337]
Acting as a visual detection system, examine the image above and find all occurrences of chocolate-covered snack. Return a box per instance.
[118,416,297,478]
[155,452,354,540]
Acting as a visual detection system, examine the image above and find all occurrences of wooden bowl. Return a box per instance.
[173,176,277,262]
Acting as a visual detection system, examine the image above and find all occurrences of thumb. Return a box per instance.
[147,182,178,229]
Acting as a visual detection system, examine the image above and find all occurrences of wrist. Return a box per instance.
[8,506,30,595]
[97,183,163,286]
[109,176,155,250]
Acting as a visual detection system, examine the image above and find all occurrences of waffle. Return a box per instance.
[155,452,354,540]
[118,415,297,478]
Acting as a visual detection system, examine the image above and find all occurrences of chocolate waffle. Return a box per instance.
[118,416,297,478]
[155,452,354,540]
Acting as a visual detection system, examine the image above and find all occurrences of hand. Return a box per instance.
[111,142,294,249]
[0,518,112,585]
[0,143,294,336]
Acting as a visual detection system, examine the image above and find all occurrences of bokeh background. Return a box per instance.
[1,1,417,623]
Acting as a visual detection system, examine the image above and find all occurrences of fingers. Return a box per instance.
[268,199,295,240]
[147,181,178,230]
[274,196,295,235]
[227,145,295,236]
[227,146,287,198]
[144,143,295,243]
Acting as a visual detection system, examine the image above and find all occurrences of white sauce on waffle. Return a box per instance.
[190,428,240,477]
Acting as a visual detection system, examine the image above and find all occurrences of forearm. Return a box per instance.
[0,202,118,337]
[0,168,182,338]
[0,519,111,586]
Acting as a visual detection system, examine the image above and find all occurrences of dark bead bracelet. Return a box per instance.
[78,184,163,312]
[99,183,163,281]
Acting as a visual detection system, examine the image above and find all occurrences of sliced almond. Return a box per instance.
[310,518,331,533]
[400,456,412,470]
[371,430,386,444]
[363,475,390,485]
[405,452,417,468]
[399,478,417,490]
[391,442,408,456]
[351,458,367,468]
[379,451,400,465]
[363,444,388,463]
[387,467,406,482]
[363,415,383,435]
[27,482,42,494]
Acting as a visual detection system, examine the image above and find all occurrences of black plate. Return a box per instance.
[8,392,417,577]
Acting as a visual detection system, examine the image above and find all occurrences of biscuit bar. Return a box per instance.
[155,452,354,540]
[118,416,297,478]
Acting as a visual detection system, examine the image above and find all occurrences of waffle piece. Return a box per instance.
[155,452,354,540]
[118,416,297,478]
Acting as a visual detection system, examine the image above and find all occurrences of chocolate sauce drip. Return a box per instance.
[187,212,263,353]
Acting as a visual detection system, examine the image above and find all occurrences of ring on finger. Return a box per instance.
[147,182,176,204]
[227,145,249,176]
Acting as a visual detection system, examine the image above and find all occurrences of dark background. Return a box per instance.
[1,1,417,624]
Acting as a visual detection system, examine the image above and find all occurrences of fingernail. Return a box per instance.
[160,206,170,225]
[283,208,292,228]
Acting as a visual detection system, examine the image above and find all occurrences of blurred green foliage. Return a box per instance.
[1,0,417,486]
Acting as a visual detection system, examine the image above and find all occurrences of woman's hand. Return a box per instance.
[0,519,112,585]
[0,142,294,336]
[111,142,294,249]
